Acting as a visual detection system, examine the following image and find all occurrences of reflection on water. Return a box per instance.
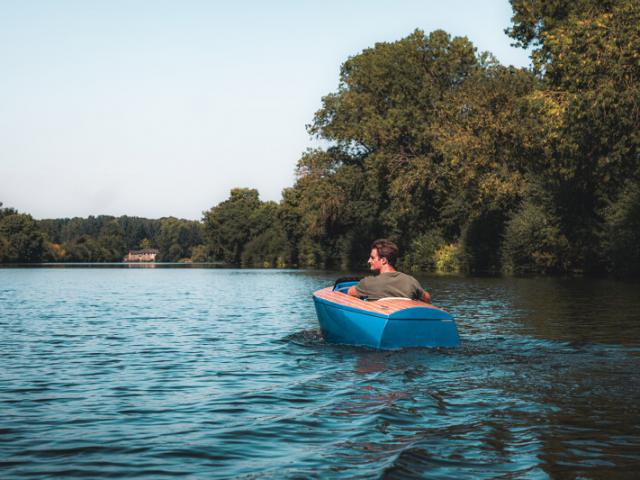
[1,268,639,478]
[0,262,225,269]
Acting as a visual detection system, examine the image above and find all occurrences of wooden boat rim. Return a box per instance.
[313,287,450,320]
[314,294,390,319]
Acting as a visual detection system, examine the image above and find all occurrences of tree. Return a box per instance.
[604,180,640,276]
[203,188,263,264]
[157,217,204,262]
[98,220,127,262]
[190,244,211,263]
[64,235,106,262]
[501,199,570,275]
[0,212,46,263]
[508,0,640,272]
[0,202,18,220]
[291,29,546,271]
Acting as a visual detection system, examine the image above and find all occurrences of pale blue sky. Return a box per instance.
[0,0,530,220]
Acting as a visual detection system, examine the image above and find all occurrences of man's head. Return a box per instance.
[368,238,399,272]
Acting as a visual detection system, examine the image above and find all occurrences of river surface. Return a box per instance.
[1,267,639,479]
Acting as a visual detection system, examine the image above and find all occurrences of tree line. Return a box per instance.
[2,1,639,275]
[0,204,206,263]
[203,0,640,276]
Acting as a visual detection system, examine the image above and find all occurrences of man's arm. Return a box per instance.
[347,285,358,297]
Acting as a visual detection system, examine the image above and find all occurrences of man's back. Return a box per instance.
[354,271,425,301]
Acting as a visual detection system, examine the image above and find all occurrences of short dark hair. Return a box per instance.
[371,238,399,266]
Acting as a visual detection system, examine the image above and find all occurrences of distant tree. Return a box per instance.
[284,148,375,268]
[0,202,19,220]
[118,216,161,251]
[43,242,66,262]
[64,235,107,262]
[203,188,263,264]
[0,212,46,263]
[37,218,66,244]
[157,217,203,262]
[240,201,293,267]
[139,238,152,250]
[98,220,127,261]
[190,244,211,263]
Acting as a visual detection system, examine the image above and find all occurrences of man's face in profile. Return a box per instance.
[368,248,385,273]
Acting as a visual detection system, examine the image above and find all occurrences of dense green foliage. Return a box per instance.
[270,0,638,275]
[504,0,640,274]
[0,203,46,263]
[274,28,543,272]
[3,1,639,275]
[0,205,206,263]
[203,188,292,267]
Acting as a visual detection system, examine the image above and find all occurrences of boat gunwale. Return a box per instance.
[313,287,451,321]
[313,294,391,320]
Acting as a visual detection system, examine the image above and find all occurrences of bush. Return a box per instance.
[296,237,325,268]
[190,245,210,263]
[460,210,507,274]
[604,182,640,276]
[241,227,292,268]
[64,235,108,262]
[42,242,65,262]
[400,231,446,272]
[434,243,461,273]
[501,201,569,275]
[0,213,46,263]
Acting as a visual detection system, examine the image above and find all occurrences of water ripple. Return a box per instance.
[0,269,639,478]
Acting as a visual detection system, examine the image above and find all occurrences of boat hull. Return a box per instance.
[313,287,459,349]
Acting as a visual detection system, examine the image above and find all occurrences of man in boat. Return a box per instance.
[347,238,431,303]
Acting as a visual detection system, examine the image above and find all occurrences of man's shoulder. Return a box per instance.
[359,274,380,285]
[358,274,390,289]
[388,271,418,281]
[362,271,413,280]
[362,272,398,280]
[394,271,423,289]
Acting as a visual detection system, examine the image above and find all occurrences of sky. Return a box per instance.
[0,0,531,220]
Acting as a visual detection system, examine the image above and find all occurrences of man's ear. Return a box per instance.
[380,257,387,265]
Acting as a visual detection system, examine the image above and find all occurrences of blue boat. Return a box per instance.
[313,280,459,349]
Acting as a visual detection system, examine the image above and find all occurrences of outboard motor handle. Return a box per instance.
[332,276,362,292]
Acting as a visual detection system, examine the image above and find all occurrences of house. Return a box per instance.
[124,249,159,262]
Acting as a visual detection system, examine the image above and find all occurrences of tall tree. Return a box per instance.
[508,0,640,272]
[309,30,479,244]
[203,188,263,264]
[0,212,46,263]
[157,217,204,262]
[98,220,127,262]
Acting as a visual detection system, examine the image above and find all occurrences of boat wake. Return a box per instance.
[283,329,326,347]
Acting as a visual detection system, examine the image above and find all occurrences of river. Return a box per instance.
[1,267,639,478]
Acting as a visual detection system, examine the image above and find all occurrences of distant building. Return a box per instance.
[124,249,159,262]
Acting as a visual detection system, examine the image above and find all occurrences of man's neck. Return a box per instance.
[379,265,396,274]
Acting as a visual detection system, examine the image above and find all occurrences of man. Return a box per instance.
[347,239,431,303]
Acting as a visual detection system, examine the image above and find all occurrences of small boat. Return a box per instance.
[313,279,459,349]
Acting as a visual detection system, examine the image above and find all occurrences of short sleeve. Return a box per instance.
[354,277,374,298]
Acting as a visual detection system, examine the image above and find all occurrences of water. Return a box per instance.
[1,268,639,479]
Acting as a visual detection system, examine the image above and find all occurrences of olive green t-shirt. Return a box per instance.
[354,271,425,301]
